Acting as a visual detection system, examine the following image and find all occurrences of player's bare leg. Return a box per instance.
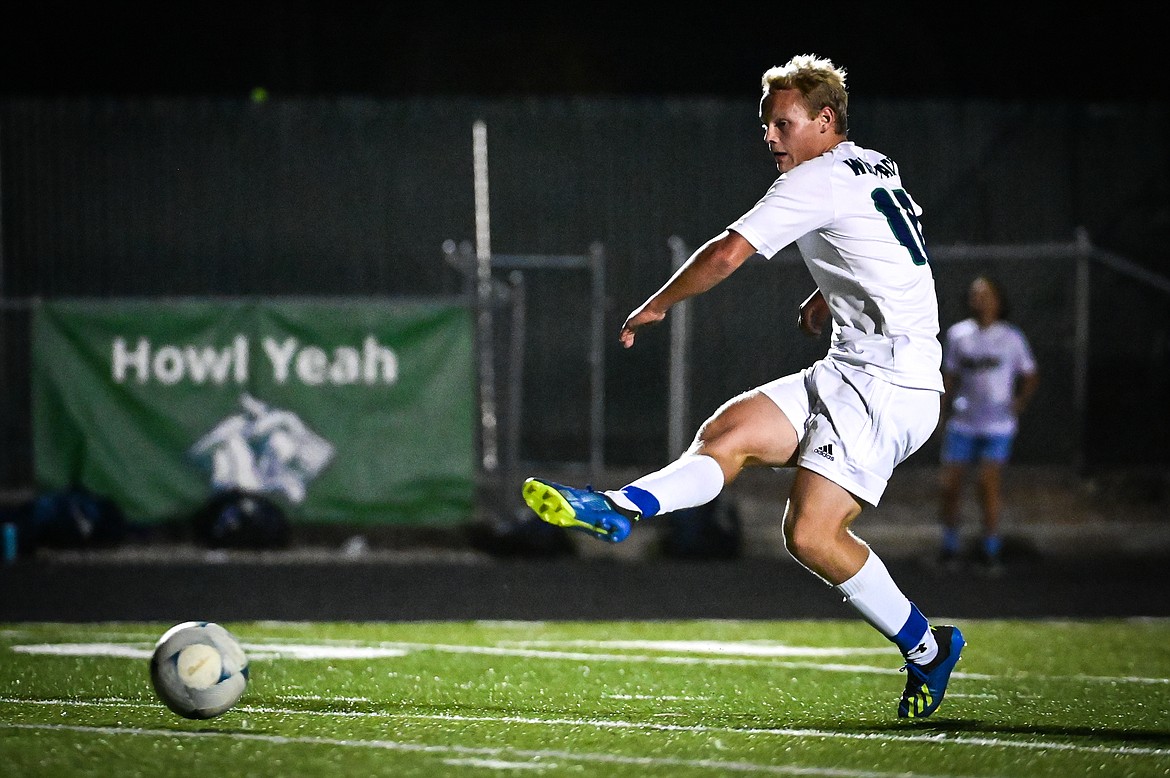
[938,462,966,566]
[523,390,795,539]
[781,469,866,584]
[975,461,1002,537]
[688,389,801,478]
[782,468,964,718]
[976,460,1005,570]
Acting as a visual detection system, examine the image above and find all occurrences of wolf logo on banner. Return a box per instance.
[190,393,335,503]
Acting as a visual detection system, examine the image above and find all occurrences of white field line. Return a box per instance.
[13,638,1170,686]
[606,694,709,700]
[9,642,409,660]
[503,640,894,656]
[441,757,553,770]
[7,640,972,677]
[0,721,1084,777]
[2,698,1168,759]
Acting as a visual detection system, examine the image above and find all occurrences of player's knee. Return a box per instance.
[782,513,827,565]
[693,424,748,468]
[696,417,778,468]
[695,410,737,445]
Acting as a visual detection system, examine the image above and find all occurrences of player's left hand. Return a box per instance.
[798,289,829,336]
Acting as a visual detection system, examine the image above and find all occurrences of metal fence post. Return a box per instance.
[589,242,606,480]
[667,236,692,459]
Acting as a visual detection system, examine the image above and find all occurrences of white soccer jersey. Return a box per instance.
[728,141,943,391]
[942,318,1037,436]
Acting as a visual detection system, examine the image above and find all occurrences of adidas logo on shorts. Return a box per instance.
[812,443,835,461]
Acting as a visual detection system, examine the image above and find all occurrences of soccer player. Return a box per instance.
[937,275,1039,572]
[522,54,963,719]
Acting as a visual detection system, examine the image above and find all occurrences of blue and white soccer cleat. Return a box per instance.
[521,478,637,543]
[898,624,966,718]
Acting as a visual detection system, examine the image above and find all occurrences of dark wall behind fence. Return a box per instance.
[2,96,1168,490]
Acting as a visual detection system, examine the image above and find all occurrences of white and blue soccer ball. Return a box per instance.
[150,621,249,719]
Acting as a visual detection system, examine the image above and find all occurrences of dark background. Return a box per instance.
[2,2,1162,102]
[2,3,1167,479]
[1,4,1168,623]
[5,554,1170,621]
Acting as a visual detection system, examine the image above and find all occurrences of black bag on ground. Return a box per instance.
[659,496,742,560]
[192,490,290,549]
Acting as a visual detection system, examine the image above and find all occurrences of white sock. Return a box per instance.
[836,550,938,664]
[604,453,725,517]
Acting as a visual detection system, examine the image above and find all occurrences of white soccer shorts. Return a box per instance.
[759,358,941,506]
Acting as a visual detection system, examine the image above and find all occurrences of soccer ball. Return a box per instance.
[149,621,249,719]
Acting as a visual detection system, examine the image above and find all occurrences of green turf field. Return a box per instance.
[2,619,1168,776]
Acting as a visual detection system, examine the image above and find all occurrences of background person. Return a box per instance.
[937,274,1039,571]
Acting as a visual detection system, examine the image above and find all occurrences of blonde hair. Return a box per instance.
[761,54,848,135]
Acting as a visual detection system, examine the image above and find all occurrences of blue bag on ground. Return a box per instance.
[30,487,127,549]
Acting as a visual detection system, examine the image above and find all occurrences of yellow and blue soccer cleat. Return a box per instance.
[521,478,637,543]
[898,624,966,718]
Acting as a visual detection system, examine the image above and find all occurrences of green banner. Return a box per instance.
[32,299,475,525]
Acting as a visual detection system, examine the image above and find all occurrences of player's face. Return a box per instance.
[968,278,1001,320]
[760,89,836,173]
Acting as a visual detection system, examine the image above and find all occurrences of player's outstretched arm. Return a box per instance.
[620,230,756,348]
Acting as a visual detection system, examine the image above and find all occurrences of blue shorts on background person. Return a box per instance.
[940,429,1014,466]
